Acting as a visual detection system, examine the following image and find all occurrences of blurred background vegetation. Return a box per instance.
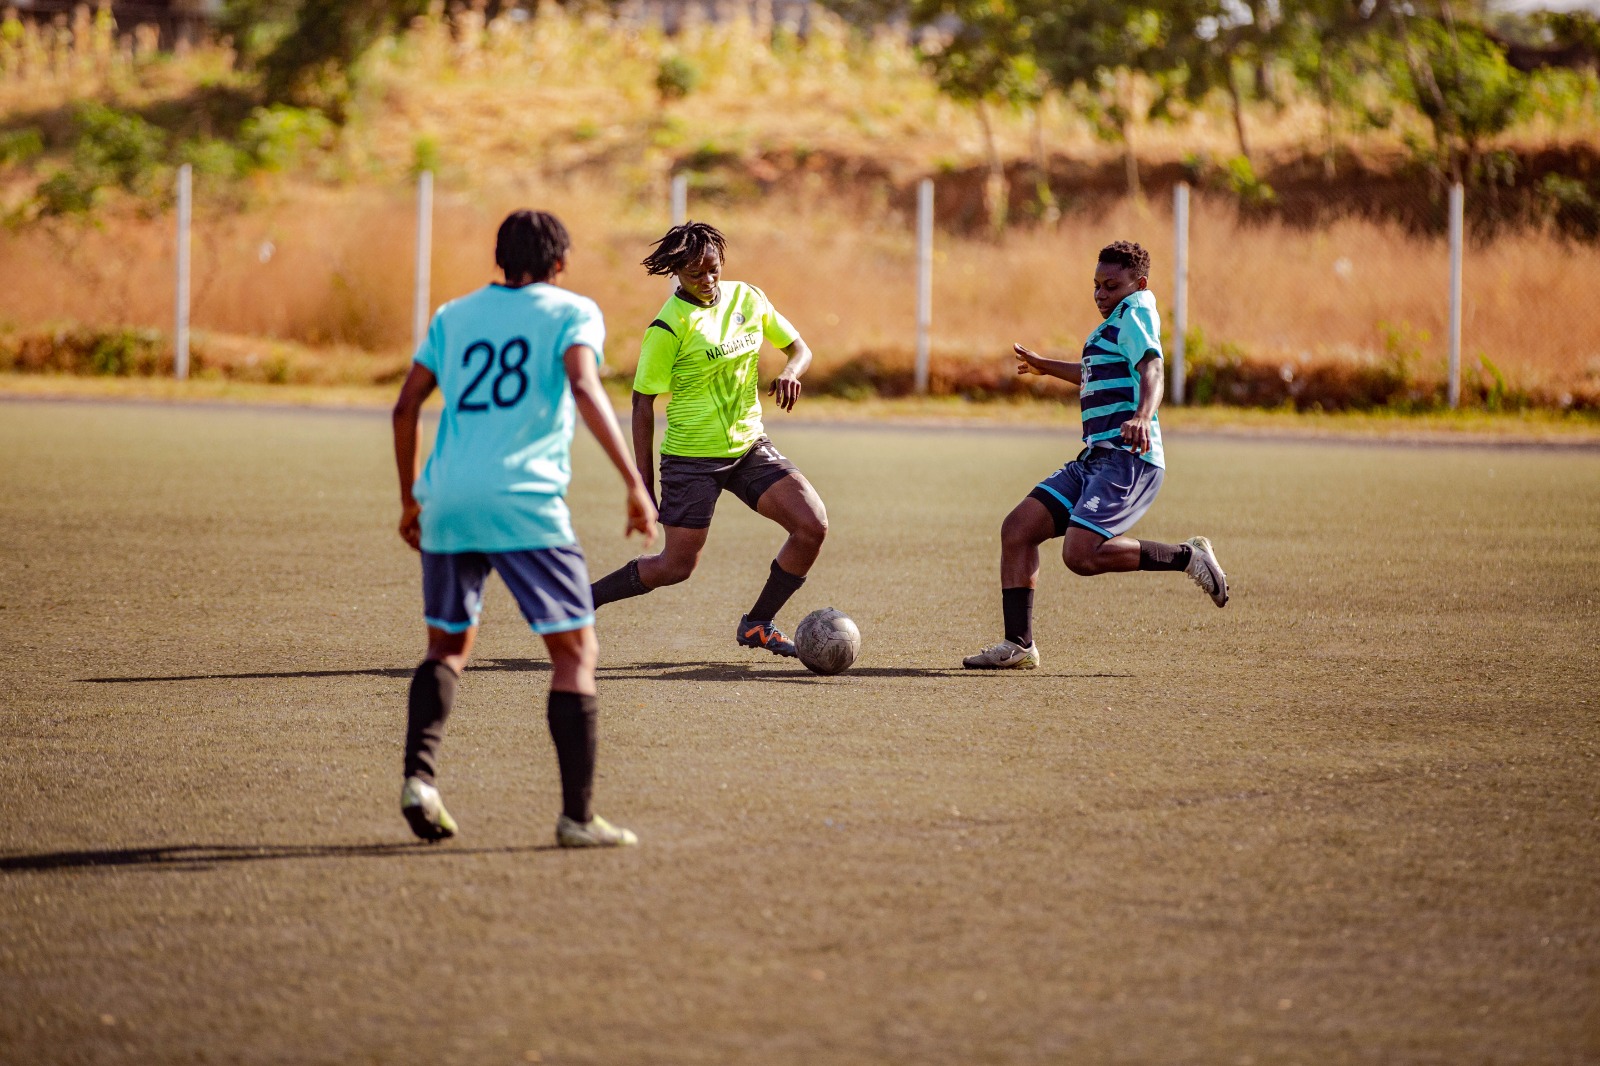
[1,0,1598,412]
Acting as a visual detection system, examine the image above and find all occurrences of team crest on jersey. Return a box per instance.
[732,312,746,326]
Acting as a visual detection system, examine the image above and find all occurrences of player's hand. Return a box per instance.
[768,373,802,412]
[398,500,423,552]
[1014,343,1046,377]
[625,485,659,545]
[1120,415,1153,453]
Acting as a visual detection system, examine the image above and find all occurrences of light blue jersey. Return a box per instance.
[412,283,605,553]
[1079,289,1164,469]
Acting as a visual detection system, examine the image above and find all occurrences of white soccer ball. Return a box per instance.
[795,607,860,676]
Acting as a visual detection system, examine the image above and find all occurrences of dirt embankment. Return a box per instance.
[666,141,1600,238]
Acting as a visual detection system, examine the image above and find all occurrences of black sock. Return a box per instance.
[747,559,806,623]
[1138,541,1193,572]
[404,660,459,784]
[590,558,650,608]
[1002,587,1034,648]
[547,690,598,823]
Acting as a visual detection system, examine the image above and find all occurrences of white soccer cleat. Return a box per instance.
[556,813,638,849]
[1185,536,1229,607]
[962,639,1041,670]
[400,776,458,842]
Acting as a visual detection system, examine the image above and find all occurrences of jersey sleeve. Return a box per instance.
[755,287,800,348]
[559,298,606,366]
[414,310,446,375]
[634,317,678,395]
[1121,302,1163,365]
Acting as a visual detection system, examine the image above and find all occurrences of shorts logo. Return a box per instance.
[1084,495,1102,512]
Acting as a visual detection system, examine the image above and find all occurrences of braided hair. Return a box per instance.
[496,210,570,282]
[642,221,727,276]
[1098,240,1151,276]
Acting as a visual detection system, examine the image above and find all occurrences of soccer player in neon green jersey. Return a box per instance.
[963,240,1229,671]
[391,210,658,847]
[588,221,828,658]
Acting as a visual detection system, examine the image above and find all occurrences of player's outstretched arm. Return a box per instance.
[767,337,812,412]
[1120,352,1164,453]
[565,344,658,543]
[1013,343,1081,384]
[392,363,438,552]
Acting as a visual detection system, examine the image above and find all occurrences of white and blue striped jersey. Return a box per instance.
[1078,289,1164,469]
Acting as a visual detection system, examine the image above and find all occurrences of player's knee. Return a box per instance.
[1001,512,1043,550]
[653,553,698,585]
[796,508,828,546]
[1062,543,1101,576]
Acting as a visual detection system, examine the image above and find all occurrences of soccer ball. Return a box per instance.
[795,607,860,676]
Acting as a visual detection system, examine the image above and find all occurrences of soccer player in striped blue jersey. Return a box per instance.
[963,241,1229,671]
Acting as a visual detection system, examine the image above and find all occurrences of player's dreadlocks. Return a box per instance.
[642,221,728,277]
[1098,240,1151,276]
[496,210,570,283]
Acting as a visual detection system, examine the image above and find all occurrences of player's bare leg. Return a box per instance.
[737,473,828,658]
[544,625,635,847]
[1064,527,1229,606]
[634,525,710,589]
[755,472,828,577]
[401,625,476,841]
[966,498,1053,670]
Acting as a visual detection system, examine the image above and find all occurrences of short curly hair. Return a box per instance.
[1098,240,1151,276]
[496,210,570,282]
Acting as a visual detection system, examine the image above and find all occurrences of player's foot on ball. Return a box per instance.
[737,614,797,657]
[962,639,1041,670]
[400,776,458,842]
[1184,535,1229,607]
[556,813,638,848]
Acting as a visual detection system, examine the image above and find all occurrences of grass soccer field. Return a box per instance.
[1,400,1596,1065]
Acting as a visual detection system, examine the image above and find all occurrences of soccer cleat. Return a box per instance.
[556,813,638,848]
[400,776,458,842]
[736,615,798,658]
[962,639,1041,670]
[1184,535,1229,607]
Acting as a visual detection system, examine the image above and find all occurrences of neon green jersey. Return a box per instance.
[633,281,800,458]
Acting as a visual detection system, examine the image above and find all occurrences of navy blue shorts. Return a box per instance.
[1028,447,1164,539]
[421,545,594,636]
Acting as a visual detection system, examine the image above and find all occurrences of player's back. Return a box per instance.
[413,282,606,553]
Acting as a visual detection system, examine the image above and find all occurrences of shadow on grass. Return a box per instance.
[0,840,559,874]
[80,659,1128,684]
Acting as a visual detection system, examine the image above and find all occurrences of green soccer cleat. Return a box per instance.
[400,776,458,842]
[1184,535,1229,607]
[736,615,798,658]
[962,639,1041,670]
[556,813,638,848]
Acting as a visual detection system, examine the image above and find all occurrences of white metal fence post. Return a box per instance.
[914,177,934,396]
[1447,181,1464,409]
[173,163,191,381]
[671,173,688,227]
[413,170,434,355]
[1171,182,1189,405]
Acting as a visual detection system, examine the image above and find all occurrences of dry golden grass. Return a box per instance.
[3,182,1598,396]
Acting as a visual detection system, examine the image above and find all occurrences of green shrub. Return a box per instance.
[655,55,702,102]
[240,104,335,171]
[72,103,168,194]
[0,127,44,167]
[1540,173,1600,240]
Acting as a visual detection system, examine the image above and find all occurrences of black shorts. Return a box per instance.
[657,437,798,529]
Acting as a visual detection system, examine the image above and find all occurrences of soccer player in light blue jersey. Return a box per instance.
[391,210,658,846]
[964,241,1228,671]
